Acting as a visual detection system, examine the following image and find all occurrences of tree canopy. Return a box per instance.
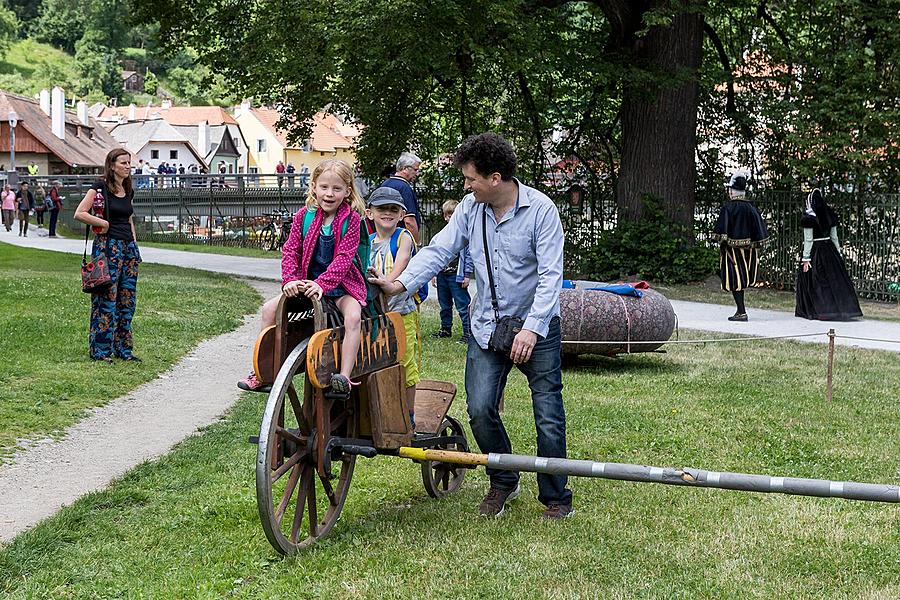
[136,0,900,228]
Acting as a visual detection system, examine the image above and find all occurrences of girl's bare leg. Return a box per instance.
[260,295,279,330]
[335,295,362,378]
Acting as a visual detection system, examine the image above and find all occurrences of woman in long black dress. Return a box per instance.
[713,173,769,321]
[795,189,862,320]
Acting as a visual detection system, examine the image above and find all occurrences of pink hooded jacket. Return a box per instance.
[280,201,367,306]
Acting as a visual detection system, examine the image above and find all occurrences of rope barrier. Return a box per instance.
[565,332,832,346]
[833,334,900,345]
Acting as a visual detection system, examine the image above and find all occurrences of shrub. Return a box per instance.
[569,196,718,284]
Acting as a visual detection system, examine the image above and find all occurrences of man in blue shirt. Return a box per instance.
[379,152,422,244]
[368,133,572,520]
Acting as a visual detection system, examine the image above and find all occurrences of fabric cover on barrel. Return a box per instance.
[560,280,676,356]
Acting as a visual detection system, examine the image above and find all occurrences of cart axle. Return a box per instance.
[398,448,900,504]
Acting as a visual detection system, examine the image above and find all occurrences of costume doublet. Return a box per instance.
[713,199,769,292]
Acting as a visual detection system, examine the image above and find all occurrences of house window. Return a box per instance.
[249,167,258,174]
[233,137,240,148]
[257,139,267,152]
[302,139,312,152]
[150,150,159,159]
[170,150,178,159]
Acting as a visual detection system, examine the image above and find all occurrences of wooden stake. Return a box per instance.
[826,328,835,403]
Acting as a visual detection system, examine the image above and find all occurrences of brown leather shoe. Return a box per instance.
[542,503,574,520]
[478,484,520,517]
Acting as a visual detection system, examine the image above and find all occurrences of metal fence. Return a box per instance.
[35,175,898,300]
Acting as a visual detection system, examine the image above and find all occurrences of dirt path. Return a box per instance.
[0,279,280,543]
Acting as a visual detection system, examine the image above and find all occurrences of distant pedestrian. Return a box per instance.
[378,152,423,244]
[286,162,295,188]
[795,189,862,321]
[15,181,34,237]
[432,199,473,344]
[27,161,38,176]
[276,160,286,187]
[299,163,310,190]
[1,184,15,231]
[74,148,142,363]
[47,181,62,237]
[712,173,769,321]
[33,184,47,227]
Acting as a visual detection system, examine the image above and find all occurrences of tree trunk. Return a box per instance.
[616,11,704,234]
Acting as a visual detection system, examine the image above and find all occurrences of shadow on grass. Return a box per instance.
[562,352,681,375]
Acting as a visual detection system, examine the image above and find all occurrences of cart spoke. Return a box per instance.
[272,447,307,482]
[290,466,313,543]
[287,384,310,431]
[319,473,337,506]
[275,425,307,447]
[275,463,302,522]
[307,476,318,538]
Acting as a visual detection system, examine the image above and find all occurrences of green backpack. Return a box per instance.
[298,209,380,335]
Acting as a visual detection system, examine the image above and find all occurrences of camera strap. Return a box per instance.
[482,206,501,323]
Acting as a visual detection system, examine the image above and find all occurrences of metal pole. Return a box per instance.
[9,124,15,172]
[826,328,835,403]
[398,448,900,504]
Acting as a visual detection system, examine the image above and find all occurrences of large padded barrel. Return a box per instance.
[559,280,676,356]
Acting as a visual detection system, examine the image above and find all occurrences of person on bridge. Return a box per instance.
[238,159,368,395]
[713,173,769,321]
[74,148,143,363]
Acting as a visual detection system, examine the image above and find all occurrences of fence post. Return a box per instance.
[826,328,835,403]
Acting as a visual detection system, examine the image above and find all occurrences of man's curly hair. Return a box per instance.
[454,133,517,181]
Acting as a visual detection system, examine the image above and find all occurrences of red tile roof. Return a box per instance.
[0,90,123,168]
[99,105,237,126]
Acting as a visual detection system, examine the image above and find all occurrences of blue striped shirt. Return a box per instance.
[398,180,563,349]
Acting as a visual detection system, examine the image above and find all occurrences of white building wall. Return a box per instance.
[137,142,204,172]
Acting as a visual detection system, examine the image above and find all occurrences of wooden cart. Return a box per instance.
[251,294,469,555]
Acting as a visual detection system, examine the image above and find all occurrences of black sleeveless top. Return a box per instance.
[93,181,134,242]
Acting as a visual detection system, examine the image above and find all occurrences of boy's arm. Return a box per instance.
[385,231,414,282]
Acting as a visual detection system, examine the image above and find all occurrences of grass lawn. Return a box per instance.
[0,243,260,462]
[0,39,75,79]
[655,276,900,322]
[55,225,281,259]
[2,302,900,598]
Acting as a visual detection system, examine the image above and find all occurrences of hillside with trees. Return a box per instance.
[0,0,234,105]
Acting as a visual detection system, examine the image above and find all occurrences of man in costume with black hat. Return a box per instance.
[713,173,769,321]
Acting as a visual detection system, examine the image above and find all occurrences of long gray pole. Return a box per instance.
[399,448,900,503]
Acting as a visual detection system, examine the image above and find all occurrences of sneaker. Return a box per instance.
[330,373,354,395]
[478,484,520,518]
[431,329,452,339]
[237,371,270,392]
[727,313,748,322]
[542,503,574,520]
[119,355,142,362]
[457,335,470,345]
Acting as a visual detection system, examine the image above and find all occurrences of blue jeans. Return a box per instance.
[464,316,571,506]
[436,271,471,336]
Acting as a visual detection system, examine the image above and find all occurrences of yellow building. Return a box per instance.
[234,103,359,175]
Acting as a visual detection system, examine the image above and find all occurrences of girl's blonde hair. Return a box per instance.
[304,159,365,214]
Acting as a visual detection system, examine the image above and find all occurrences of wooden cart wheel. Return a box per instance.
[256,338,357,554]
[421,416,469,498]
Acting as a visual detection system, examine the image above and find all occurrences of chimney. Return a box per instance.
[39,89,51,115]
[51,86,65,140]
[198,120,210,158]
[237,99,251,118]
[76,100,89,125]
[128,103,136,121]
[161,99,172,110]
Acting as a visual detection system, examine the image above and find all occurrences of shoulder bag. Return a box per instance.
[81,183,113,294]
[483,206,524,356]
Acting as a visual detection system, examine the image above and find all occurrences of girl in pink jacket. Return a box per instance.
[239,159,367,393]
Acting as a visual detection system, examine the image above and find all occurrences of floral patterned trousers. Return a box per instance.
[90,237,141,359]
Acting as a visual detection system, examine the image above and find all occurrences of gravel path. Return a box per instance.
[0,278,280,542]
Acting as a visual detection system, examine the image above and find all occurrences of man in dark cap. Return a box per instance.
[713,173,769,321]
